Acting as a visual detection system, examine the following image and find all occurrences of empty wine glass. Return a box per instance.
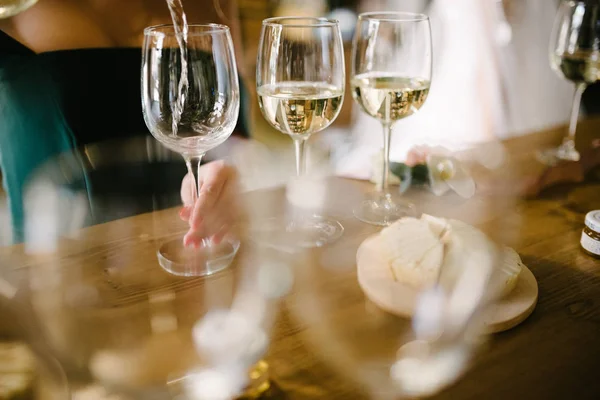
[351,12,432,226]
[537,0,600,165]
[142,24,240,276]
[255,17,346,248]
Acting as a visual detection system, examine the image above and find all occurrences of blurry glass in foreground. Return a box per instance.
[255,17,346,248]
[351,12,432,226]
[284,139,524,399]
[141,24,240,277]
[0,137,525,398]
[0,0,38,18]
[0,143,291,399]
[538,0,600,165]
[0,304,69,400]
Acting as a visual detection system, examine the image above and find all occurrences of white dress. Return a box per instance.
[334,0,573,179]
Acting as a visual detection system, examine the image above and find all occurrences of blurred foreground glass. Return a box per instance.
[538,0,600,165]
[0,133,523,399]
[351,12,432,226]
[256,17,346,248]
[142,24,240,276]
[0,0,38,18]
[0,147,280,399]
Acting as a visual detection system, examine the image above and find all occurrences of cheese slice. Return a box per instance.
[498,246,523,298]
[379,215,447,288]
[376,215,522,298]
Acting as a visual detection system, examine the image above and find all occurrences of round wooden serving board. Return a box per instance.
[356,235,538,334]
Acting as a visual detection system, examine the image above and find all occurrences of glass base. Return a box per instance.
[354,193,416,226]
[252,215,344,250]
[536,141,580,166]
[157,236,240,277]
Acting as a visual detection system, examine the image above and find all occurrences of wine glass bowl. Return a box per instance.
[538,0,600,165]
[255,17,346,248]
[351,12,432,226]
[142,24,240,276]
[256,17,345,152]
[142,24,240,157]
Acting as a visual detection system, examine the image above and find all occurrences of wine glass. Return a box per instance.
[142,24,240,276]
[256,17,346,248]
[351,12,432,226]
[0,140,282,399]
[537,0,600,165]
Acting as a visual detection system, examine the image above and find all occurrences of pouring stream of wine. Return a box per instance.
[166,0,189,137]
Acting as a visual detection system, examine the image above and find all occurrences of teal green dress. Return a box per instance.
[0,33,76,242]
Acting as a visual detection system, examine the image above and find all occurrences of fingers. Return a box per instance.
[179,206,192,222]
[180,161,241,247]
[183,221,230,248]
[183,197,238,247]
[190,161,236,230]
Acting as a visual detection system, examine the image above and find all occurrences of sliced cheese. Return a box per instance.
[498,246,523,298]
[379,215,446,288]
[375,215,523,298]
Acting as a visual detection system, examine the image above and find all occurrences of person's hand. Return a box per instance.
[179,160,240,247]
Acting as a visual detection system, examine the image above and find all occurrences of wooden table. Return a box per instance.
[1,120,600,400]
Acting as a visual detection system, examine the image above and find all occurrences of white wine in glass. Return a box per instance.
[352,74,430,124]
[257,82,343,140]
[553,51,600,83]
[256,17,346,248]
[538,1,600,165]
[351,12,432,226]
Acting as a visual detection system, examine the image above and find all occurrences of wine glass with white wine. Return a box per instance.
[538,0,600,165]
[351,12,432,226]
[256,17,346,248]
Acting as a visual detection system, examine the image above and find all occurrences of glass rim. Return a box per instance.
[143,23,230,37]
[358,11,429,22]
[262,16,339,28]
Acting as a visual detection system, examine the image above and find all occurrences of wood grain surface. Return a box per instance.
[1,119,600,400]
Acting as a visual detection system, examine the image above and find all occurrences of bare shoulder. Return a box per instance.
[2,0,242,52]
[9,0,113,53]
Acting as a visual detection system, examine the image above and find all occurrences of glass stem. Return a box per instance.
[565,83,586,145]
[380,123,392,193]
[184,154,205,200]
[288,137,308,231]
[184,154,209,247]
[293,137,307,177]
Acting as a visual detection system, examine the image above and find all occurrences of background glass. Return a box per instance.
[256,17,346,248]
[142,24,240,276]
[351,12,432,226]
[538,0,600,165]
